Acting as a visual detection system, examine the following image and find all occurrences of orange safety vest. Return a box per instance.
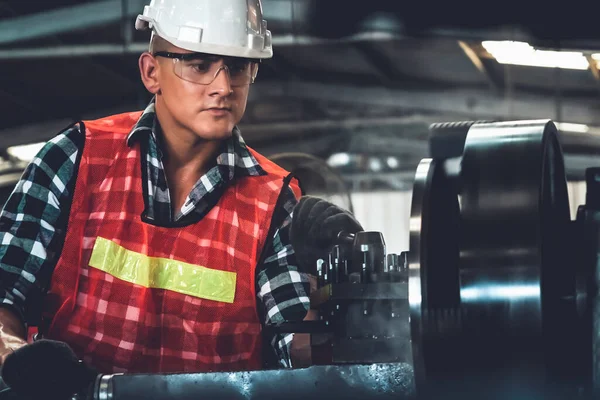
[42,111,301,374]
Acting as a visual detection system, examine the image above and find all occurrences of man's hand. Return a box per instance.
[2,339,97,400]
[0,308,27,366]
[290,196,364,274]
[287,196,364,368]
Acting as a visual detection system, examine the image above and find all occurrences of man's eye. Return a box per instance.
[228,62,249,73]
[189,63,211,72]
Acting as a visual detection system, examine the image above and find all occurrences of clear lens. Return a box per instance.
[172,58,258,87]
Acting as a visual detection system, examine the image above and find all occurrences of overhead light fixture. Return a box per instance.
[386,156,400,169]
[481,41,589,70]
[327,152,352,168]
[555,122,590,133]
[368,157,383,172]
[6,141,47,163]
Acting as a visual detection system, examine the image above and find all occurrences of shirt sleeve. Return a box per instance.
[0,125,83,325]
[256,185,311,368]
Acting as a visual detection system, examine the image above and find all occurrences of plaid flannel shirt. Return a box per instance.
[0,100,310,368]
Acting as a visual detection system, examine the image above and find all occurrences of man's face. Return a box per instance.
[151,43,253,141]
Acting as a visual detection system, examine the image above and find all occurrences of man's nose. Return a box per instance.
[209,66,233,96]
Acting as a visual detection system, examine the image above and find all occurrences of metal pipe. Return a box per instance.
[0,0,148,46]
[93,363,416,400]
[0,32,399,60]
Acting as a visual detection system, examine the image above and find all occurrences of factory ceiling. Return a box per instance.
[1,1,600,189]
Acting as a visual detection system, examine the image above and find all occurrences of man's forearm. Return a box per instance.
[0,307,27,365]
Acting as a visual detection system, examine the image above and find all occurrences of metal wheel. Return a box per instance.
[408,157,461,389]
[410,120,578,397]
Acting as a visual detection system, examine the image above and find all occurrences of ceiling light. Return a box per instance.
[368,157,382,172]
[386,156,399,169]
[6,141,47,162]
[482,41,589,70]
[327,152,352,168]
[555,122,590,133]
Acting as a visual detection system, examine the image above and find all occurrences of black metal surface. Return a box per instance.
[409,120,589,394]
[351,231,386,282]
[407,157,461,388]
[456,120,575,383]
[102,363,416,400]
[575,168,600,395]
[429,120,600,182]
[298,226,411,366]
[428,120,493,159]
[263,320,331,335]
[331,338,412,364]
[310,282,408,306]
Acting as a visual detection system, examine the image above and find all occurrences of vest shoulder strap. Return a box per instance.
[246,147,302,200]
[82,111,143,135]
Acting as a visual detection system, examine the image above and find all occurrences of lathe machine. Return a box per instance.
[26,120,600,399]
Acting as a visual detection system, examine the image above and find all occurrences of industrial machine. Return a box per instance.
[3,119,600,400]
[409,120,594,399]
[269,152,355,213]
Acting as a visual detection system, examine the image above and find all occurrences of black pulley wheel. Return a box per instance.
[409,120,582,398]
[455,120,575,393]
[428,120,494,159]
[408,158,461,389]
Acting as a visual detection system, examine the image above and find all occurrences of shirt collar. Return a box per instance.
[126,99,157,145]
[127,98,265,178]
[217,126,266,179]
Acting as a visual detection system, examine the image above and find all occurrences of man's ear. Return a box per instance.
[139,52,160,94]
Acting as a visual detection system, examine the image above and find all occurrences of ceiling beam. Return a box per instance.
[242,115,433,140]
[0,1,138,91]
[0,0,147,45]
[251,81,600,126]
[0,32,400,60]
[457,41,504,92]
[352,42,401,85]
[586,55,600,87]
[260,52,301,81]
[0,0,321,46]
[0,111,431,147]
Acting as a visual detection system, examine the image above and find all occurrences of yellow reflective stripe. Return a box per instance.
[88,237,236,303]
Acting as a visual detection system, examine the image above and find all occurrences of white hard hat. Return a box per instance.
[135,0,273,59]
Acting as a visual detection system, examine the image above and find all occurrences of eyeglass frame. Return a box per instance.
[152,51,261,86]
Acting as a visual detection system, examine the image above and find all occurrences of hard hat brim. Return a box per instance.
[135,15,273,59]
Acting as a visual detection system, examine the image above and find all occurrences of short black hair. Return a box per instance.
[149,33,172,53]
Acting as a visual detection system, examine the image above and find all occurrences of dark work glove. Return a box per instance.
[2,339,97,400]
[290,196,364,274]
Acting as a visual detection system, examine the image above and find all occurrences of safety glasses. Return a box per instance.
[153,51,259,87]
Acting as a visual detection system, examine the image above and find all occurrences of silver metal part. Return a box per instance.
[408,157,462,390]
[104,363,415,400]
[96,374,114,400]
[407,159,432,388]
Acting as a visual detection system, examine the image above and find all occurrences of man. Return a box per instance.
[0,0,312,374]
